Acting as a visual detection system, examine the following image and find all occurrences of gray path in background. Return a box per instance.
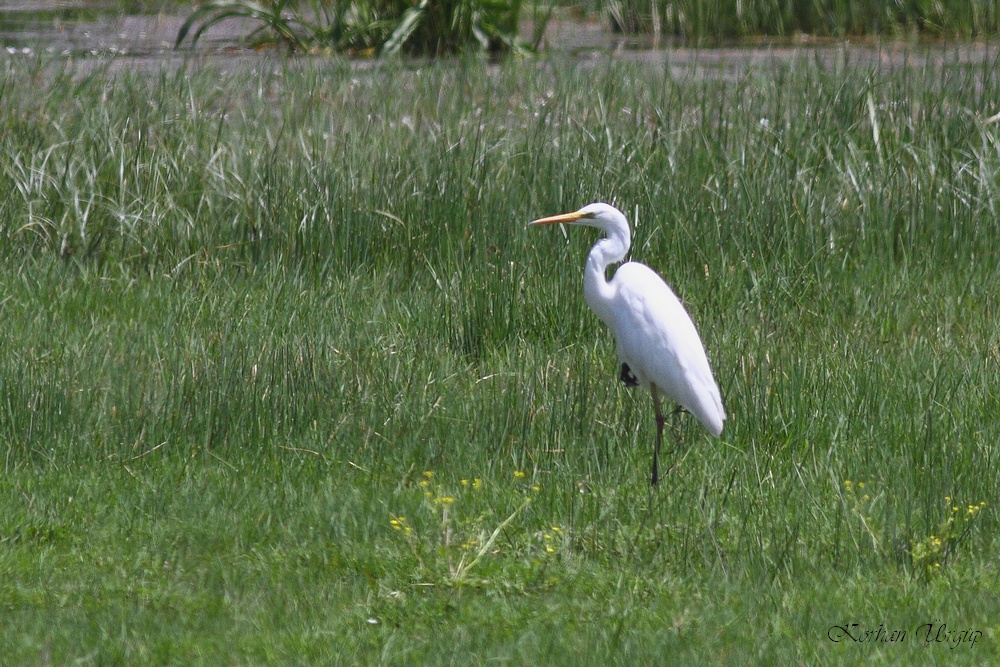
[0,2,997,79]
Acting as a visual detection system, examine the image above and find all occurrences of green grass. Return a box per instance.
[2,50,1000,663]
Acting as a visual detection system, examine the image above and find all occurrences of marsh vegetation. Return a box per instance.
[1,4,999,664]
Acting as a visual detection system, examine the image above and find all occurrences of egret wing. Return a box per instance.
[607,263,725,436]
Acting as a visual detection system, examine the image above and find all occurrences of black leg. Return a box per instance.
[619,362,639,387]
[650,386,665,486]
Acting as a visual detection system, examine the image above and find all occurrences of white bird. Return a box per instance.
[530,203,725,485]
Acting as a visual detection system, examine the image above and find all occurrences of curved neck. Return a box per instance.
[582,231,629,325]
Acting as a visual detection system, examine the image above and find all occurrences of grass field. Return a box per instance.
[2,49,1000,663]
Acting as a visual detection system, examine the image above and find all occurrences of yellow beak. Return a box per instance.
[529,210,589,226]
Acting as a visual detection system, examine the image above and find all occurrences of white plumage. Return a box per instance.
[531,202,725,484]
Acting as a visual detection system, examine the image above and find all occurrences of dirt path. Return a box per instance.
[1,4,996,77]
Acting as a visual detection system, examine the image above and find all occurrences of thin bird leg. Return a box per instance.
[650,385,666,486]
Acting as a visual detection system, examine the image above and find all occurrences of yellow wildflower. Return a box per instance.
[390,517,412,535]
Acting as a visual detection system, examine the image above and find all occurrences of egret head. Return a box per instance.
[529,202,622,227]
[530,202,631,246]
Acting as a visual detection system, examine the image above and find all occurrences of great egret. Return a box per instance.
[530,203,725,485]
